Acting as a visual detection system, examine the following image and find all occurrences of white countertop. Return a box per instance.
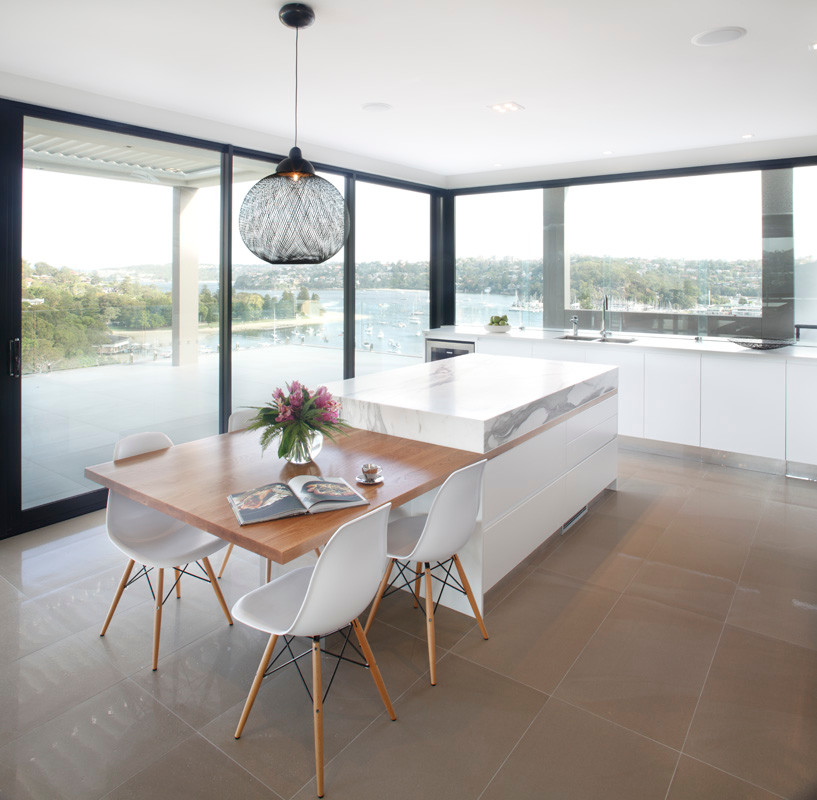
[328,353,617,454]
[426,325,817,362]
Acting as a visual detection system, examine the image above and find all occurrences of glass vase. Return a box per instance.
[284,429,323,464]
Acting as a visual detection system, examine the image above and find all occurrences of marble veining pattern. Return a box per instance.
[329,354,617,454]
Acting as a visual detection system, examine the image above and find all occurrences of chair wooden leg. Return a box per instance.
[413,561,422,608]
[364,559,394,635]
[265,558,272,583]
[174,567,181,598]
[352,618,396,721]
[234,633,278,739]
[312,636,325,798]
[202,557,233,625]
[100,559,135,636]
[152,567,164,670]
[313,547,321,558]
[453,554,489,640]
[424,564,436,685]
[217,543,234,579]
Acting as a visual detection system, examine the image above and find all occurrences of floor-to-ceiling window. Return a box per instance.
[230,156,346,410]
[454,190,544,328]
[564,171,763,337]
[20,117,222,509]
[353,181,431,376]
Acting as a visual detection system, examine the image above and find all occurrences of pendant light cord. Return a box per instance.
[294,26,299,148]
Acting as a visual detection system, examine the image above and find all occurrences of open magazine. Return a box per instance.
[227,476,368,525]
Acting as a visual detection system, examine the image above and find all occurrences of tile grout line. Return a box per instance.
[660,499,766,800]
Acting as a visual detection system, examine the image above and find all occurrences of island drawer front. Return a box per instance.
[482,424,566,525]
[564,395,617,443]
[565,397,618,471]
[482,477,568,591]
[564,439,618,515]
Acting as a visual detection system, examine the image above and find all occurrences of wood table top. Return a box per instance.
[85,427,481,563]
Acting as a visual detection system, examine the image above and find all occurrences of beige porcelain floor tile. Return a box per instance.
[727,538,817,650]
[453,570,618,693]
[728,582,817,652]
[290,653,548,800]
[0,523,122,597]
[554,595,723,749]
[483,559,536,613]
[754,500,817,551]
[0,634,126,748]
[0,679,194,800]
[626,559,736,621]
[539,512,665,591]
[0,598,73,665]
[593,483,689,528]
[199,620,432,799]
[102,734,279,800]
[130,622,273,729]
[78,582,235,676]
[685,626,817,799]
[646,521,752,583]
[480,698,678,800]
[766,478,817,510]
[666,756,785,800]
[698,465,784,500]
[0,574,24,606]
[22,563,152,638]
[673,488,763,544]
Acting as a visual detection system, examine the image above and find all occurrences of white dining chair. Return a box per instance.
[99,431,233,670]
[232,503,396,799]
[364,459,488,685]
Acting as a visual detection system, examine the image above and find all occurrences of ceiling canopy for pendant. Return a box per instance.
[239,3,350,266]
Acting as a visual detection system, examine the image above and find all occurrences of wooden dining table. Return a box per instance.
[85,426,481,563]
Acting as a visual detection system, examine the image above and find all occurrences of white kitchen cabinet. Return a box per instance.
[530,340,587,362]
[786,361,817,465]
[701,355,785,460]
[644,351,701,446]
[476,336,533,357]
[583,347,645,438]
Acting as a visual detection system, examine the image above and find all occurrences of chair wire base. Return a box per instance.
[262,625,370,704]
[133,561,214,605]
[381,556,467,614]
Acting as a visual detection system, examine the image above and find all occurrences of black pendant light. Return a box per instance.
[239,3,350,265]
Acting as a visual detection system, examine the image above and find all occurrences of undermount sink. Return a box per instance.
[557,334,636,344]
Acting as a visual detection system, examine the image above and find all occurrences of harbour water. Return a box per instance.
[195,287,545,360]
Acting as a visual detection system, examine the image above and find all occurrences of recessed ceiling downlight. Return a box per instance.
[691,27,747,46]
[362,102,393,112]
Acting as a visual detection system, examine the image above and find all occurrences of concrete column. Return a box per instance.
[761,169,794,340]
[172,186,199,366]
[542,187,567,329]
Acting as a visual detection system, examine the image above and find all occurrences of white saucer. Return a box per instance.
[356,474,384,485]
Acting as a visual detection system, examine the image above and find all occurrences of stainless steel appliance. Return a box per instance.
[425,338,475,362]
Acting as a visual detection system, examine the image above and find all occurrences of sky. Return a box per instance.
[21,164,817,271]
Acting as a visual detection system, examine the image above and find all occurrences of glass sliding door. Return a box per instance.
[20,117,222,510]
[354,181,430,377]
[230,155,345,411]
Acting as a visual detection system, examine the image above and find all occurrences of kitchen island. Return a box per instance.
[328,353,619,615]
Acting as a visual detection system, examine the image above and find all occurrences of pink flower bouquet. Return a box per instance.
[248,381,349,461]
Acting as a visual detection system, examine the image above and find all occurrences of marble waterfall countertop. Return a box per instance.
[327,353,617,454]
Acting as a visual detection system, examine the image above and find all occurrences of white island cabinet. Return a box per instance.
[328,354,618,616]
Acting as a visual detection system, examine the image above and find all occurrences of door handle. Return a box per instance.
[8,338,21,378]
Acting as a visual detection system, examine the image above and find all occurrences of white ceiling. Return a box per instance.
[2,0,817,186]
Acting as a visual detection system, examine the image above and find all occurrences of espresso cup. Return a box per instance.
[362,463,382,481]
